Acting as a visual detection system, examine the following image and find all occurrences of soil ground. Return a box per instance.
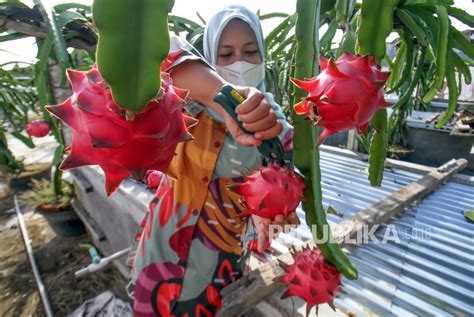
[0,135,130,317]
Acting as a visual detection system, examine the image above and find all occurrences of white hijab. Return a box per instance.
[203,5,266,91]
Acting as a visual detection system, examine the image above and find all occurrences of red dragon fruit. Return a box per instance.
[145,170,163,189]
[292,52,390,146]
[234,163,304,221]
[46,67,197,195]
[277,246,342,316]
[26,120,50,138]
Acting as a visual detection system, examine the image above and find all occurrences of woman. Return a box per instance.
[129,5,298,316]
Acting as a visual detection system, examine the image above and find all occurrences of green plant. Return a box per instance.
[19,178,75,209]
[93,0,174,114]
[0,0,97,195]
[0,62,37,173]
[290,0,357,280]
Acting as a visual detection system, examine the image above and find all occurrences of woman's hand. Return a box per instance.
[235,87,283,141]
[251,212,300,253]
[219,86,283,147]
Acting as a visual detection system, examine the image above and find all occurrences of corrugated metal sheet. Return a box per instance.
[272,150,423,253]
[271,149,474,316]
[335,182,474,317]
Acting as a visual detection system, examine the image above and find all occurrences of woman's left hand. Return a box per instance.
[251,212,301,253]
[235,87,283,141]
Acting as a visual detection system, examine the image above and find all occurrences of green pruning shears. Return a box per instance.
[213,84,285,163]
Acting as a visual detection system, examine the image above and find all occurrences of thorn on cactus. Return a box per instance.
[291,245,298,254]
[277,258,290,271]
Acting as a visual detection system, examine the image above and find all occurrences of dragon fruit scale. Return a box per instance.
[234,163,304,221]
[46,66,197,195]
[291,52,390,146]
[277,246,342,316]
[26,120,50,138]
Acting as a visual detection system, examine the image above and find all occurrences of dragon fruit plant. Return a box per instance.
[46,68,196,195]
[279,0,405,311]
[268,0,358,311]
[92,0,175,115]
[292,52,390,146]
[44,0,195,195]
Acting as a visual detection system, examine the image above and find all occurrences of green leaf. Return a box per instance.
[53,2,92,13]
[321,0,337,15]
[320,19,338,48]
[405,6,438,49]
[195,11,206,25]
[169,14,203,29]
[335,0,348,27]
[52,163,63,196]
[435,52,457,128]
[57,10,88,28]
[392,46,427,109]
[387,41,406,91]
[447,6,474,28]
[402,0,453,5]
[268,20,295,54]
[94,0,174,112]
[271,35,295,57]
[33,0,72,70]
[422,5,449,103]
[258,12,289,20]
[35,33,54,75]
[450,25,474,59]
[327,206,343,217]
[0,32,29,42]
[0,1,30,9]
[338,30,357,56]
[52,144,64,167]
[34,72,52,107]
[265,14,295,52]
[464,210,474,222]
[368,109,388,187]
[396,9,428,46]
[357,0,399,62]
[10,131,35,148]
[0,137,22,173]
[389,30,415,93]
[450,48,472,85]
[0,61,34,67]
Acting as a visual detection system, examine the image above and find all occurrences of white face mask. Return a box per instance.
[215,61,265,88]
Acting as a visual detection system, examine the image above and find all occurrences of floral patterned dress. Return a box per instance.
[128,37,293,317]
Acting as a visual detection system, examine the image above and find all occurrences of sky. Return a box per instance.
[0,0,473,65]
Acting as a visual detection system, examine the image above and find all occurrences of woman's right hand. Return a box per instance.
[223,86,282,147]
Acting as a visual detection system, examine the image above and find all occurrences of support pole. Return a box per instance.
[14,196,54,317]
